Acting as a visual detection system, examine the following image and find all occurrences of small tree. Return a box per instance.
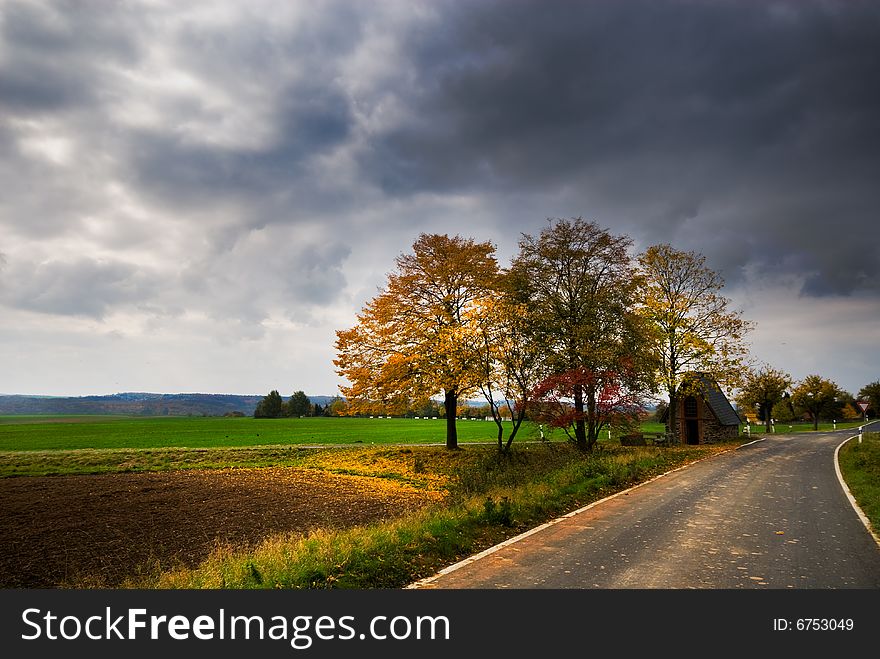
[771,399,795,423]
[791,375,842,431]
[328,397,349,416]
[530,365,647,443]
[653,400,668,423]
[841,403,861,420]
[470,296,545,452]
[735,365,792,432]
[286,390,311,417]
[254,390,284,418]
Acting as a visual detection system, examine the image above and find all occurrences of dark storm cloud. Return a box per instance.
[0,0,140,112]
[357,0,880,297]
[2,0,878,315]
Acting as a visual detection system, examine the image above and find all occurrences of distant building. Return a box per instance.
[662,373,741,444]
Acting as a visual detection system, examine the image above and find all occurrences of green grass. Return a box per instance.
[0,415,550,477]
[138,441,737,589]
[0,415,522,452]
[837,431,880,537]
[0,412,744,588]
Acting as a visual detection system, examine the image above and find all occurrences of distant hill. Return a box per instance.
[0,393,338,417]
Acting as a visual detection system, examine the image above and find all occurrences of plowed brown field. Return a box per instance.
[0,467,436,588]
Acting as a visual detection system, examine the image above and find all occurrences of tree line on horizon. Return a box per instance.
[734,370,879,432]
[253,390,332,418]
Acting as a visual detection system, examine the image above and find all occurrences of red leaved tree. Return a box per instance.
[530,365,647,448]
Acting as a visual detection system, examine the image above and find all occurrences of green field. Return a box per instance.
[0,415,532,452]
[1,414,864,453]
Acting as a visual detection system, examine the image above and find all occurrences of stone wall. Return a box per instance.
[671,397,739,444]
[699,398,738,442]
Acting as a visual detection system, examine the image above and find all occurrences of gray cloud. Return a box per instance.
[354,0,880,297]
[0,0,877,396]
[0,0,140,113]
[0,257,158,318]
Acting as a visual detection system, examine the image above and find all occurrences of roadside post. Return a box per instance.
[859,426,863,444]
[857,401,869,423]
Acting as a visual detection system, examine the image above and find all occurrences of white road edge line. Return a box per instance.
[406,448,739,589]
[737,437,766,449]
[834,433,880,549]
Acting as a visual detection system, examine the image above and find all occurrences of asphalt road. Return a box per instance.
[413,426,880,589]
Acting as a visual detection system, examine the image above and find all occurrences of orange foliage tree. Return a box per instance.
[334,234,499,449]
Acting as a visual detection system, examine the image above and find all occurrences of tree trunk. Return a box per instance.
[493,413,504,452]
[764,398,772,432]
[504,409,526,452]
[574,383,588,450]
[444,388,459,449]
[586,385,598,450]
[667,388,678,443]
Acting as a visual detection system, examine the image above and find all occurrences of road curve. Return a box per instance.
[412,427,880,589]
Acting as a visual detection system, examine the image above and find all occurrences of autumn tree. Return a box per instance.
[508,218,657,451]
[791,375,843,431]
[735,365,792,432]
[470,295,546,452]
[841,403,861,420]
[328,397,349,417]
[334,233,499,449]
[637,244,752,443]
[834,390,858,422]
[530,364,648,443]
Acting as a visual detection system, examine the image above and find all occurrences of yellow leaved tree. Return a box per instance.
[334,233,499,449]
[637,244,753,443]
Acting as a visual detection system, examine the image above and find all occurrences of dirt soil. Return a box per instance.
[0,467,436,588]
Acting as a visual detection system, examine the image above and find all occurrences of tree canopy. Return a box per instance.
[637,243,752,442]
[507,218,657,450]
[791,375,844,430]
[254,390,284,418]
[287,390,312,417]
[334,233,499,449]
[334,223,759,450]
[735,365,792,432]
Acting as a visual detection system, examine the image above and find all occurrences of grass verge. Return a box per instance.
[837,431,880,537]
[134,441,737,589]
[0,446,323,478]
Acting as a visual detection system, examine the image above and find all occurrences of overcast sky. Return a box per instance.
[1,0,878,399]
